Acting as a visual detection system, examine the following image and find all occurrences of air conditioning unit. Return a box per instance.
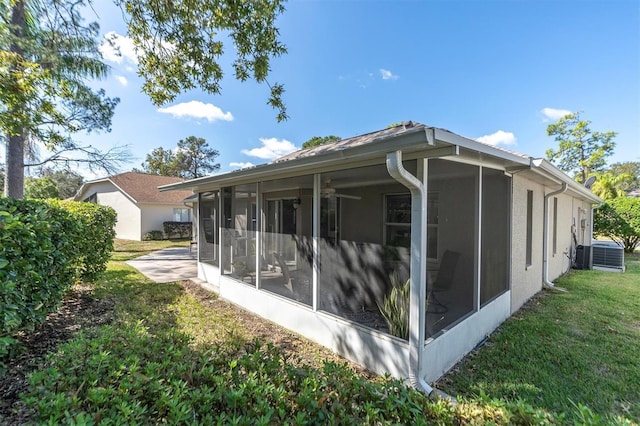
[591,241,625,272]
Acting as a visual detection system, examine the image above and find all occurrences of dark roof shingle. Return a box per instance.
[96,172,192,203]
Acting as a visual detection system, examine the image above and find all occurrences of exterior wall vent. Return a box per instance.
[591,241,625,272]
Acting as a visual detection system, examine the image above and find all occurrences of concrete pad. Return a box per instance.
[126,247,197,283]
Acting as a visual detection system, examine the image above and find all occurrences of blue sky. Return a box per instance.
[49,1,640,177]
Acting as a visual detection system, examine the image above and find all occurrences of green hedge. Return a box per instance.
[46,199,117,280]
[0,198,116,363]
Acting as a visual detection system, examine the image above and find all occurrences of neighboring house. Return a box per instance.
[74,172,193,240]
[160,122,600,389]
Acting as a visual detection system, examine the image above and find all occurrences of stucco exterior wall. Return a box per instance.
[546,193,571,281]
[89,182,141,240]
[140,203,189,239]
[510,175,544,313]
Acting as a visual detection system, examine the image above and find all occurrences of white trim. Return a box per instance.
[219,276,410,378]
[422,291,510,382]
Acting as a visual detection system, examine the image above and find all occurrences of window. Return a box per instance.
[526,190,533,267]
[384,194,411,247]
[173,208,190,222]
[383,192,438,257]
[552,197,558,256]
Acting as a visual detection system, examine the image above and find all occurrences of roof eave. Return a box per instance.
[530,158,602,204]
[159,126,435,192]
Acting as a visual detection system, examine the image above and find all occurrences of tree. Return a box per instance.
[40,168,84,199]
[1,0,123,198]
[24,175,58,199]
[594,197,640,253]
[608,161,640,192]
[545,112,617,183]
[175,136,220,179]
[591,172,633,200]
[140,137,219,178]
[302,135,341,149]
[139,147,182,177]
[118,0,288,121]
[21,168,83,199]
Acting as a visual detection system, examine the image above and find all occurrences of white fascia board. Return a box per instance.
[433,128,531,166]
[73,177,111,201]
[530,158,602,204]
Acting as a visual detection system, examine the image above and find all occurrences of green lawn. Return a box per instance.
[111,238,190,261]
[438,252,640,423]
[9,241,640,424]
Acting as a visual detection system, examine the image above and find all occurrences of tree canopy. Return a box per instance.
[24,176,58,199]
[22,168,84,199]
[608,161,640,192]
[1,0,123,198]
[545,112,616,183]
[302,135,341,149]
[139,136,220,178]
[594,197,640,253]
[118,0,288,121]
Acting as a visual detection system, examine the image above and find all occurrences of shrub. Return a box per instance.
[163,221,192,239]
[594,196,640,253]
[0,198,116,365]
[143,230,165,241]
[23,326,467,425]
[46,200,117,280]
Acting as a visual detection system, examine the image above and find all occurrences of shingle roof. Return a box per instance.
[275,121,530,163]
[88,172,193,203]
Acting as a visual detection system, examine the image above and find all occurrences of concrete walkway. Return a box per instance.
[126,247,197,283]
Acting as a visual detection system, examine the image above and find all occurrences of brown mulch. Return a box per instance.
[1,280,372,425]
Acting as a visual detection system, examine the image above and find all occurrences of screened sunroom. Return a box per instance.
[159,122,533,383]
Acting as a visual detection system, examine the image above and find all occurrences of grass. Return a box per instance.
[438,252,640,423]
[8,240,640,424]
[111,238,190,261]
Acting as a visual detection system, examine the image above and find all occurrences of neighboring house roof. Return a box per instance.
[159,121,601,204]
[627,189,640,198]
[74,172,193,204]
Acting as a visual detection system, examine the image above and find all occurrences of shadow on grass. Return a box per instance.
[16,264,469,425]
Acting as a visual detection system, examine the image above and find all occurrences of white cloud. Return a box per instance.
[241,137,298,160]
[115,75,128,86]
[100,32,138,65]
[541,107,572,121]
[476,130,517,146]
[158,101,233,122]
[380,68,399,80]
[229,161,255,169]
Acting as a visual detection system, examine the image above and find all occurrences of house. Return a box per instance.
[74,172,194,241]
[159,122,600,390]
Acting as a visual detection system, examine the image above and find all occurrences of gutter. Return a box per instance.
[542,183,568,290]
[386,150,452,401]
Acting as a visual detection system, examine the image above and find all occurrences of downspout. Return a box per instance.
[386,151,433,396]
[543,183,567,289]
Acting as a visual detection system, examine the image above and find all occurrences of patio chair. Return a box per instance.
[427,250,460,314]
[273,252,294,293]
[273,252,310,302]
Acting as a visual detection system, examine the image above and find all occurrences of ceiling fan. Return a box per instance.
[320,179,362,200]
